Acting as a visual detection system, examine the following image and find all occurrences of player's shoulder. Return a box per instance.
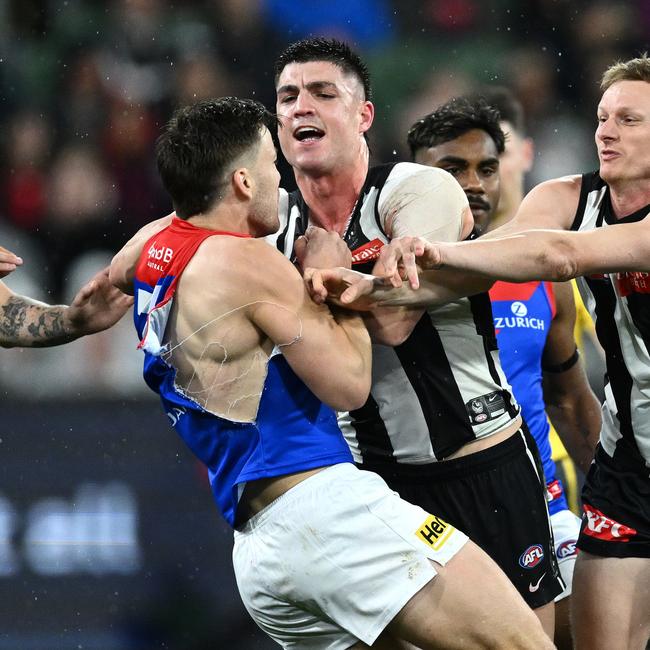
[198,235,300,291]
[385,161,456,187]
[379,162,462,210]
[515,175,583,230]
[529,175,583,201]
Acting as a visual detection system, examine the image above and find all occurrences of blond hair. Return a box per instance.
[601,54,650,90]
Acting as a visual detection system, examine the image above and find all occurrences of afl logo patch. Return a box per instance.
[556,539,577,560]
[519,544,544,569]
[511,301,528,317]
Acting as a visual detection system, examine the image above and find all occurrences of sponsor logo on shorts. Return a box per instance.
[528,572,546,593]
[556,539,578,560]
[416,515,454,550]
[519,544,544,569]
[351,239,384,264]
[582,505,638,542]
[616,271,650,296]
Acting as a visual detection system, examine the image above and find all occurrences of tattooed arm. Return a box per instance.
[0,269,133,348]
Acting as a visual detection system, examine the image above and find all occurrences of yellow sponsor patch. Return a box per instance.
[415,514,455,550]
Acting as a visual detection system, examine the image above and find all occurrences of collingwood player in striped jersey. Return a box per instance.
[383,56,650,650]
[271,37,563,635]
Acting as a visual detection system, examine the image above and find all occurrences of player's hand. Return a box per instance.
[304,266,390,310]
[294,226,352,273]
[0,246,23,278]
[373,237,444,289]
[65,267,134,336]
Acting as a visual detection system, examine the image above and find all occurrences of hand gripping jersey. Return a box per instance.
[572,172,650,474]
[133,217,353,527]
[271,162,520,464]
[489,281,569,515]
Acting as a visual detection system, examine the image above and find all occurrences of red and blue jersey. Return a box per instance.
[133,217,352,527]
[489,281,568,515]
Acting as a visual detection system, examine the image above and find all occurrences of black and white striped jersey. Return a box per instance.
[270,162,520,465]
[572,171,650,473]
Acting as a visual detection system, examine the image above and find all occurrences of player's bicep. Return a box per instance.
[483,176,581,240]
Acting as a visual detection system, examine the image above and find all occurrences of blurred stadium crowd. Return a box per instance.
[0,0,648,396]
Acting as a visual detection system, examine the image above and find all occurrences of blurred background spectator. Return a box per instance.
[0,1,647,648]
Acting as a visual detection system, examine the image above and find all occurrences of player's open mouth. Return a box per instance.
[294,126,325,142]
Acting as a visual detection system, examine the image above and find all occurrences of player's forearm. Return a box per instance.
[438,227,650,281]
[330,308,372,408]
[374,271,493,307]
[545,391,602,474]
[0,297,78,348]
[436,230,582,282]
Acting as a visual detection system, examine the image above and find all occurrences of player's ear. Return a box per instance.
[232,167,254,199]
[360,100,374,135]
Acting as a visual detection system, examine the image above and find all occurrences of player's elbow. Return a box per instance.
[538,243,579,282]
[328,368,371,412]
[331,384,369,412]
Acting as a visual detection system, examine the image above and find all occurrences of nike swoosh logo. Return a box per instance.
[487,393,498,402]
[529,572,546,592]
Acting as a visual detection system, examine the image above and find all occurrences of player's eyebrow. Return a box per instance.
[277,81,338,95]
[436,155,469,166]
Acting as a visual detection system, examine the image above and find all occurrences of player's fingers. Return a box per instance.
[0,262,18,278]
[403,249,420,290]
[303,267,328,303]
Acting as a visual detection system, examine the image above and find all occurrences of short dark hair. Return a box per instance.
[471,87,526,135]
[407,97,505,159]
[274,37,372,101]
[156,97,277,219]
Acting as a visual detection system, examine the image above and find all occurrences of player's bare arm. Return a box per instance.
[110,214,174,293]
[410,176,650,280]
[542,281,602,473]
[305,265,493,311]
[378,177,581,279]
[181,237,370,413]
[249,239,371,411]
[0,268,132,348]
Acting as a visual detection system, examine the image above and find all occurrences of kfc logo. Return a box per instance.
[617,271,650,296]
[582,505,637,542]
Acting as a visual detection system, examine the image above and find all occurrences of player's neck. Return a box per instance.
[294,162,368,236]
[608,178,650,219]
[187,202,252,235]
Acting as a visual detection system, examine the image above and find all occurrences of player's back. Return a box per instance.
[167,235,276,422]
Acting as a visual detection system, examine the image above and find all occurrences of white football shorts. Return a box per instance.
[551,507,580,602]
[233,462,468,649]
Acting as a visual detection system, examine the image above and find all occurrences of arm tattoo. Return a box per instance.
[0,297,73,348]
